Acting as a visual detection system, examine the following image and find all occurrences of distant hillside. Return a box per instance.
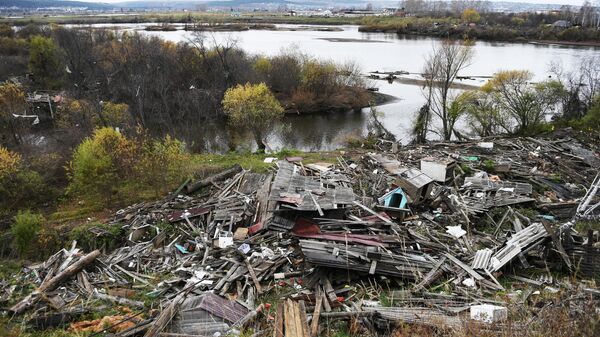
[0,0,115,9]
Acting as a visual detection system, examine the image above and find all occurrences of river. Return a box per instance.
[75,23,600,151]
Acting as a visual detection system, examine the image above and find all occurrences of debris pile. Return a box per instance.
[3,134,600,336]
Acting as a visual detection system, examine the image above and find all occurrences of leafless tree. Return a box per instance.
[421,39,474,141]
[551,56,600,119]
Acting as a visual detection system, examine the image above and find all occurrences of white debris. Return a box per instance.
[462,278,476,288]
[446,225,467,239]
[470,304,508,323]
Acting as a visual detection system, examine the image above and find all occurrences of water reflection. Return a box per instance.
[276,110,367,151]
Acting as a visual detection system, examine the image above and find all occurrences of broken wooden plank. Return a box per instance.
[11,250,101,315]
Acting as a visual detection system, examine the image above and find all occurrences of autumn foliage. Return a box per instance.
[68,127,191,205]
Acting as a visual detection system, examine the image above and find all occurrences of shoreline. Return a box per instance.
[283,90,398,115]
[528,40,600,48]
[4,12,600,47]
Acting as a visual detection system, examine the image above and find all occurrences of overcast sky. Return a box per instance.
[86,0,588,6]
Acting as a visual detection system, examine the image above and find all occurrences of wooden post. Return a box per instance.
[310,288,323,337]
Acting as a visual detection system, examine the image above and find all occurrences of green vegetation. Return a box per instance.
[11,210,45,256]
[462,8,481,24]
[0,12,363,27]
[570,95,600,131]
[0,146,50,217]
[483,159,495,172]
[574,220,600,233]
[68,127,192,206]
[28,35,64,89]
[0,82,26,145]
[69,222,125,252]
[359,12,600,44]
[462,70,564,137]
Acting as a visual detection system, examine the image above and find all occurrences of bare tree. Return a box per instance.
[399,0,427,14]
[421,39,474,141]
[551,56,600,119]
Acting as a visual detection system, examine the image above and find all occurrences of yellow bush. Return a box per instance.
[69,127,192,204]
[0,146,21,179]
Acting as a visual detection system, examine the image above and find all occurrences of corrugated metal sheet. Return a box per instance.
[472,248,493,270]
[269,161,355,211]
[166,292,247,336]
[463,177,533,195]
[198,292,249,323]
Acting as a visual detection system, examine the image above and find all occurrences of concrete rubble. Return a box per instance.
[2,134,600,336]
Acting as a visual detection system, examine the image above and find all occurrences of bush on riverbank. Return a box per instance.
[359,15,600,44]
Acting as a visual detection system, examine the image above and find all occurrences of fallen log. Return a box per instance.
[184,164,243,194]
[11,250,101,315]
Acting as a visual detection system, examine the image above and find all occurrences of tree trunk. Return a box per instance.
[8,119,20,145]
[253,130,266,153]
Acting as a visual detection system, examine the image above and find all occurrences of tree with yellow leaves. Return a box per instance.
[462,8,481,24]
[0,146,21,179]
[222,83,284,152]
[0,82,26,145]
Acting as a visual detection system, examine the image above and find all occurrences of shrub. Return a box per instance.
[94,102,133,129]
[0,146,21,179]
[136,134,191,196]
[29,35,65,89]
[68,127,192,204]
[11,210,45,256]
[576,96,600,131]
[68,127,135,204]
[0,147,49,216]
[69,222,125,252]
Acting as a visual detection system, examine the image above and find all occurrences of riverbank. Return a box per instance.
[529,39,600,47]
[280,89,391,115]
[5,12,600,47]
[358,16,600,47]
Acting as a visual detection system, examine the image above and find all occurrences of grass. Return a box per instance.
[574,220,600,233]
[0,259,22,280]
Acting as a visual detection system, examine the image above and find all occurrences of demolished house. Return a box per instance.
[2,133,600,336]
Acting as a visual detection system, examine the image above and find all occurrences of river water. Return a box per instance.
[78,23,600,150]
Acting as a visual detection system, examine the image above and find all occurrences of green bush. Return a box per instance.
[577,96,600,130]
[0,146,51,216]
[137,135,191,196]
[11,211,44,256]
[68,127,133,204]
[28,35,64,89]
[69,222,124,252]
[68,127,192,205]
